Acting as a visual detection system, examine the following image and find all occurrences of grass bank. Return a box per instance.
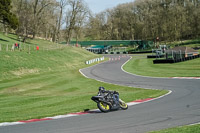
[166,39,200,49]
[150,124,200,133]
[0,33,167,122]
[123,55,200,77]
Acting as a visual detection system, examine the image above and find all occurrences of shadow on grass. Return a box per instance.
[7,36,33,45]
[0,38,9,42]
[175,40,200,47]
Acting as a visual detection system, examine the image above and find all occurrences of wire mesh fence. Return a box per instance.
[166,50,186,60]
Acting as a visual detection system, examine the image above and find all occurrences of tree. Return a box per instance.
[85,0,200,41]
[7,0,200,43]
[65,0,89,44]
[32,0,56,38]
[12,0,58,41]
[0,0,19,33]
[56,0,68,42]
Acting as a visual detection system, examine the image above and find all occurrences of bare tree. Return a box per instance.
[55,0,68,42]
[10,0,200,43]
[65,0,89,44]
[32,0,56,38]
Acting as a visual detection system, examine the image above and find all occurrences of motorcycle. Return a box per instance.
[91,89,128,112]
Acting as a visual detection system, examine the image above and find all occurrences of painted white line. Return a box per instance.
[79,69,89,78]
[127,102,140,106]
[46,114,78,119]
[0,122,24,127]
[171,77,200,79]
[126,90,172,106]
[121,56,169,79]
[189,122,200,126]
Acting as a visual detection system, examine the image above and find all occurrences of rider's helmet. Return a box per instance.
[99,86,105,92]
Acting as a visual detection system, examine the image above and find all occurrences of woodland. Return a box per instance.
[1,0,200,43]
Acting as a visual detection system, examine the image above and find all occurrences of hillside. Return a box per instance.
[166,39,200,52]
[0,33,168,122]
[0,33,100,80]
[0,33,103,121]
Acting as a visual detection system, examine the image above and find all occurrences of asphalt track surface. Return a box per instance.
[1,55,200,133]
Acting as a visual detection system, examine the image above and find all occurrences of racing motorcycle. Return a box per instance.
[91,87,128,112]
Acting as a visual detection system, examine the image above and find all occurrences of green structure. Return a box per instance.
[60,40,154,54]
[86,45,111,54]
[69,40,154,49]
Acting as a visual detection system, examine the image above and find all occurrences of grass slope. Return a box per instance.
[0,32,56,47]
[150,124,200,133]
[0,33,167,122]
[123,55,200,77]
[166,39,200,50]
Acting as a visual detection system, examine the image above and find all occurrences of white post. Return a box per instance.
[0,44,1,51]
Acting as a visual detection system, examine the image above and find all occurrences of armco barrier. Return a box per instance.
[86,57,105,65]
[153,54,200,64]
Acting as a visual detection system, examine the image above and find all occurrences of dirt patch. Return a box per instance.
[4,55,10,58]
[11,68,39,76]
[0,87,19,94]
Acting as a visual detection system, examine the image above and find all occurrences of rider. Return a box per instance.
[98,87,119,106]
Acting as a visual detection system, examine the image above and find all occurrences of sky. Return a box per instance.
[84,0,135,14]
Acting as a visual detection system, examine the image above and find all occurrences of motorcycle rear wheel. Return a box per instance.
[119,99,128,110]
[97,102,111,113]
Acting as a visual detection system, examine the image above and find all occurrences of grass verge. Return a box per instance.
[150,124,200,133]
[123,55,200,77]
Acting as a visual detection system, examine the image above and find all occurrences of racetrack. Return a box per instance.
[1,55,200,133]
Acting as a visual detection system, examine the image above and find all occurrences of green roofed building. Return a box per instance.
[86,45,111,54]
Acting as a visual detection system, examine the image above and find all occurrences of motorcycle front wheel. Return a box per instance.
[97,102,111,113]
[119,99,128,110]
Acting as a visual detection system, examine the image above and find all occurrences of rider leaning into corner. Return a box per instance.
[92,86,128,112]
[98,87,119,107]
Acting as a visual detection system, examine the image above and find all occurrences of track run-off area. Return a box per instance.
[1,55,200,133]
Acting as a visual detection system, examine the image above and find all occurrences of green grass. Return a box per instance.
[0,33,167,122]
[0,32,64,52]
[123,55,200,77]
[150,124,200,133]
[166,39,200,47]
[0,32,54,47]
[165,39,200,52]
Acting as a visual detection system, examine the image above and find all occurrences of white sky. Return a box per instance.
[84,0,135,14]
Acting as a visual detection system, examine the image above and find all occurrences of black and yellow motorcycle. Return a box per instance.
[91,87,128,112]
